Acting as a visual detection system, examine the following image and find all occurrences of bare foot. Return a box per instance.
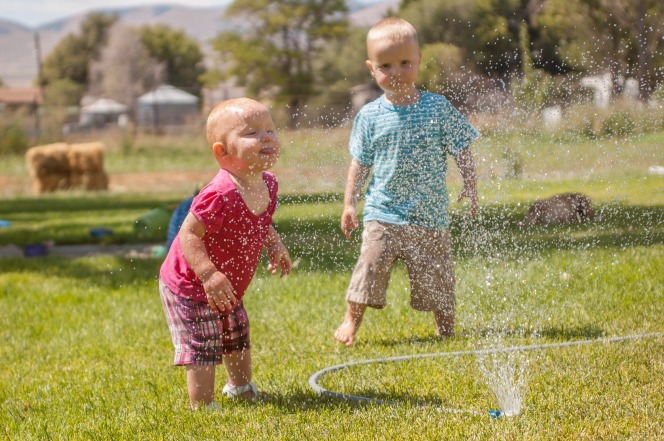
[434,310,455,338]
[334,320,357,347]
[435,327,454,338]
[334,301,367,347]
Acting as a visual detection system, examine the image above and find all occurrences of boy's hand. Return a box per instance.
[454,148,479,217]
[202,271,237,314]
[341,205,359,239]
[456,183,479,217]
[266,241,292,278]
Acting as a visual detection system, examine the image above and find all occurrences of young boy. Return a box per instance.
[159,98,292,409]
[334,18,479,347]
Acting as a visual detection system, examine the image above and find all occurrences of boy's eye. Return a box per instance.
[401,60,409,65]
[380,64,390,69]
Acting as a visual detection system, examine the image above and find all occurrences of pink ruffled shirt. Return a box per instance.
[160,169,278,306]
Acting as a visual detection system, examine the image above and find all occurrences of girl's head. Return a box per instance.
[206,98,280,174]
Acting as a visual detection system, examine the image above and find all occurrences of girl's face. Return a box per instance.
[214,105,281,173]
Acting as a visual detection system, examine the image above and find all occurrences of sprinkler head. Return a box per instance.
[490,410,519,419]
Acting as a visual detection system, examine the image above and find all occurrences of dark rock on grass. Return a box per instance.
[524,193,594,225]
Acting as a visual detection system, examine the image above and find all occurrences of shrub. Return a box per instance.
[0,123,29,155]
[601,110,636,138]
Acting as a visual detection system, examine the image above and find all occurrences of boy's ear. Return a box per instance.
[366,60,375,77]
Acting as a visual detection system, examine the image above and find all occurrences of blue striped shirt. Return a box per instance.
[350,91,479,229]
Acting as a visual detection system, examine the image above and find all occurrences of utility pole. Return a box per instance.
[33,32,43,140]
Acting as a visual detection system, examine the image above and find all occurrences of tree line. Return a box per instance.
[37,0,664,118]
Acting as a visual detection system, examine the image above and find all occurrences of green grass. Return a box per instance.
[1,127,663,197]
[2,174,662,249]
[0,193,185,246]
[1,174,663,438]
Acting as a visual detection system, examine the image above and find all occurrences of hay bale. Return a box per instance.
[525,193,594,225]
[31,173,70,194]
[25,142,108,194]
[25,143,70,178]
[26,143,72,194]
[67,142,105,173]
[84,171,109,191]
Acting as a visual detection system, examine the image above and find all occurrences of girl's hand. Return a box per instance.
[341,205,359,239]
[202,271,237,314]
[266,241,292,278]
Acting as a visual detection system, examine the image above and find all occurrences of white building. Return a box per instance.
[136,85,200,127]
[79,98,129,128]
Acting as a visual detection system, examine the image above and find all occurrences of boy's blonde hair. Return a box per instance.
[366,17,418,47]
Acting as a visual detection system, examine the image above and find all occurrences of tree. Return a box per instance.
[211,0,348,127]
[537,0,664,98]
[417,42,466,92]
[399,0,565,77]
[139,25,206,96]
[603,0,664,97]
[43,78,83,107]
[40,13,118,88]
[88,24,163,114]
[316,28,373,94]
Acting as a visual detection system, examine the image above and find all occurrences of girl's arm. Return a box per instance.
[341,159,371,238]
[454,148,478,217]
[264,224,292,278]
[179,212,237,313]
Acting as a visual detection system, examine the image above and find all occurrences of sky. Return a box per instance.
[0,0,381,28]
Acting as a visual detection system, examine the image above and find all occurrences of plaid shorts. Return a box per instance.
[159,280,250,366]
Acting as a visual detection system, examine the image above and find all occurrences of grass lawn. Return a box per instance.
[1,174,663,439]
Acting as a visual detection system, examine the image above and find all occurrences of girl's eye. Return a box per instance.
[402,60,409,65]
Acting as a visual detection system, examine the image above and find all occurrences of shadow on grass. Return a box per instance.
[2,191,663,279]
[0,193,183,215]
[366,324,606,349]
[260,390,479,414]
[0,255,162,292]
[279,202,664,272]
[537,324,607,341]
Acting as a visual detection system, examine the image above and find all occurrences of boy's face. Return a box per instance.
[212,104,281,172]
[366,37,421,96]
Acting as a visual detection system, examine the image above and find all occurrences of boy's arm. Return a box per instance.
[264,224,292,278]
[341,159,371,238]
[179,212,237,313]
[455,148,478,217]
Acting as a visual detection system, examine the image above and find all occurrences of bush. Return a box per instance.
[0,123,29,154]
[601,110,636,138]
[503,147,523,179]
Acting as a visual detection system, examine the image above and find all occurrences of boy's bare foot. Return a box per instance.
[334,301,367,347]
[434,310,455,338]
[334,320,358,347]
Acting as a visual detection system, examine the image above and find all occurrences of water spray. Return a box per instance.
[308,332,662,418]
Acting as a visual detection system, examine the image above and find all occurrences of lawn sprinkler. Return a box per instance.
[489,409,519,419]
[308,333,661,418]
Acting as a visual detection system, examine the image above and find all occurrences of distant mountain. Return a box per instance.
[0,2,394,88]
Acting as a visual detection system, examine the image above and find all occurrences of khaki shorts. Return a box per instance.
[346,221,455,312]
